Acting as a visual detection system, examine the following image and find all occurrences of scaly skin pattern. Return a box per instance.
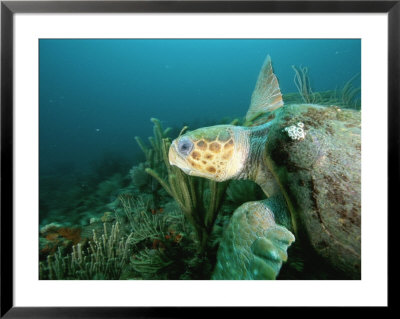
[185,128,234,179]
[212,198,295,280]
[264,104,361,279]
[169,104,361,279]
[169,125,249,182]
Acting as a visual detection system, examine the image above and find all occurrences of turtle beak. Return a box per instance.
[168,140,178,166]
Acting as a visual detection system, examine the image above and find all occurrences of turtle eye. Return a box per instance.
[177,137,193,156]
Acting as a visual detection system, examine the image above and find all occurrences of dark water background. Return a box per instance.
[39,39,361,175]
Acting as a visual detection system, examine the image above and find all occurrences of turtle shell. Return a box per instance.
[264,104,361,279]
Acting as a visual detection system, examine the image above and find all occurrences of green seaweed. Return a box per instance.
[118,194,166,243]
[138,118,229,254]
[292,65,322,104]
[40,200,200,280]
[117,195,198,279]
[134,118,171,175]
[291,65,361,109]
[339,73,361,109]
[134,118,174,208]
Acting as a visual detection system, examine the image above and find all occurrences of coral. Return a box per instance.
[290,65,360,110]
[129,248,173,279]
[145,136,229,254]
[57,227,82,244]
[134,118,171,176]
[116,194,204,279]
[136,118,230,254]
[314,76,360,110]
[129,162,151,189]
[89,217,101,224]
[134,118,174,209]
[338,73,361,109]
[40,222,62,235]
[40,222,133,280]
[39,223,83,259]
[118,194,166,244]
[101,211,115,223]
[292,65,321,104]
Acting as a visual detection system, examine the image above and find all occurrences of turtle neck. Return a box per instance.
[234,123,280,197]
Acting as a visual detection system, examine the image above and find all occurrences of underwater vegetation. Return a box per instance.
[40,194,204,280]
[39,107,360,280]
[39,57,361,280]
[168,56,361,280]
[292,65,320,104]
[39,153,132,227]
[117,195,203,279]
[40,222,132,280]
[140,119,230,254]
[290,65,361,109]
[39,118,252,280]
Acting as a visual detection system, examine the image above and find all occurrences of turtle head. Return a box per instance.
[169,125,249,182]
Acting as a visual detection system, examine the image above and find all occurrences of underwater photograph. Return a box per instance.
[39,39,361,280]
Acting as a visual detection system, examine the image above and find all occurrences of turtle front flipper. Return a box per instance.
[212,198,295,280]
[249,225,295,279]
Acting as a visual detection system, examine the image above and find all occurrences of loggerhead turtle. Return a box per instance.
[168,55,361,280]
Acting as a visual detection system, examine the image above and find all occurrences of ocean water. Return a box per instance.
[39,39,361,280]
[40,39,360,174]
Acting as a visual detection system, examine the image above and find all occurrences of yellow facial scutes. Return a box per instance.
[168,125,249,182]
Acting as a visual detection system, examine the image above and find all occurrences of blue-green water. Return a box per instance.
[40,39,360,175]
[39,39,361,280]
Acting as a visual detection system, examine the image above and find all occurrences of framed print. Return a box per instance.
[1,0,396,317]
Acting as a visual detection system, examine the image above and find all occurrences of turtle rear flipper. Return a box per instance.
[212,199,295,280]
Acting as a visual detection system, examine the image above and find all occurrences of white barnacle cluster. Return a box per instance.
[284,122,306,141]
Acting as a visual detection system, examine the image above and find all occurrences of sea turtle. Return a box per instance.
[168,55,361,280]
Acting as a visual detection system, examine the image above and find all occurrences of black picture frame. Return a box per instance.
[1,1,396,317]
